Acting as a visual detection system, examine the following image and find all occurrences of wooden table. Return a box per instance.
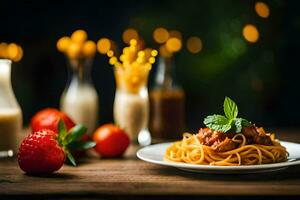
[1,130,300,199]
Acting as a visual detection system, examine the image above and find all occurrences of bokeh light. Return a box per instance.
[66,42,81,58]
[186,36,203,53]
[0,42,8,57]
[159,45,172,58]
[255,2,270,18]
[71,30,88,43]
[57,36,71,52]
[122,28,139,44]
[83,40,96,57]
[153,27,169,44]
[166,37,182,52]
[7,43,19,60]
[97,38,111,54]
[169,30,182,40]
[243,24,259,43]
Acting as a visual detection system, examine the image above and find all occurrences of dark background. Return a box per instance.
[1,0,299,131]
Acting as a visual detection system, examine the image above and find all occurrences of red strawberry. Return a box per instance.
[18,121,95,174]
[31,108,75,133]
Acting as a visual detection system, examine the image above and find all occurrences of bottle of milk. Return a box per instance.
[60,58,98,135]
[0,59,23,155]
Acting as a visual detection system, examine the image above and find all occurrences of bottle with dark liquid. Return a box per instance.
[149,57,185,141]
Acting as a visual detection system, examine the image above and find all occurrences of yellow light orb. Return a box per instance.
[57,36,71,52]
[186,36,203,54]
[255,2,270,18]
[166,37,182,52]
[0,42,8,57]
[122,28,139,44]
[67,42,81,58]
[83,40,96,57]
[153,27,169,44]
[243,24,259,43]
[169,30,182,40]
[97,38,111,54]
[107,50,114,57]
[71,29,87,43]
[14,45,23,62]
[151,50,158,57]
[7,43,19,60]
[159,45,172,58]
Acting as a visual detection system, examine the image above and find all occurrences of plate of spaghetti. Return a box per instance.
[137,97,300,174]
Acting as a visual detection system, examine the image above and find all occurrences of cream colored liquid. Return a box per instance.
[114,90,149,141]
[0,108,22,153]
[61,85,98,135]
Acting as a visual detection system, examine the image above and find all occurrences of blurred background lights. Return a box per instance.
[186,36,203,53]
[169,30,182,40]
[97,38,111,54]
[166,37,182,52]
[0,42,23,62]
[122,28,139,44]
[82,40,96,57]
[153,27,169,44]
[243,24,259,43]
[255,2,270,18]
[159,45,172,58]
[71,29,88,43]
[57,36,71,52]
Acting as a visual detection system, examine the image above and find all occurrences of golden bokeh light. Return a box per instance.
[97,38,111,54]
[71,30,87,43]
[83,40,96,57]
[14,46,23,62]
[243,24,259,43]
[66,42,81,58]
[0,42,8,57]
[57,36,71,52]
[153,27,169,44]
[169,30,182,40]
[7,43,19,60]
[122,28,139,44]
[255,2,270,18]
[159,45,172,58]
[166,37,182,52]
[107,50,114,57]
[186,36,203,54]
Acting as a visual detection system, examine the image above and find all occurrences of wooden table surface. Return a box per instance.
[1,130,300,199]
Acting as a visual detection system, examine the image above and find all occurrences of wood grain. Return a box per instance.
[0,130,300,197]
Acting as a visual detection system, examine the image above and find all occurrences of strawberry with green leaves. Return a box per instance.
[18,120,95,174]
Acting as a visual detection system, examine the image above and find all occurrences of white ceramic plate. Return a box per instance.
[137,141,300,174]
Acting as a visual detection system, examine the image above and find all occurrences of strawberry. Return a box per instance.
[18,121,95,174]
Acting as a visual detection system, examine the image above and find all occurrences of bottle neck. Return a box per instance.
[0,59,12,87]
[68,58,93,84]
[154,57,178,90]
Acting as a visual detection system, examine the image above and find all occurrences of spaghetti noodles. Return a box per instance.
[165,132,288,166]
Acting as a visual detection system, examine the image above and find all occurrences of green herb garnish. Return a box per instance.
[203,97,251,133]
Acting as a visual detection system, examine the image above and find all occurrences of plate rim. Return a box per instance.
[136,141,300,171]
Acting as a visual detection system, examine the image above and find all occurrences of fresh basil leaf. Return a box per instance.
[240,118,251,127]
[224,96,238,119]
[204,115,232,132]
[65,124,88,144]
[232,118,243,133]
[68,141,96,151]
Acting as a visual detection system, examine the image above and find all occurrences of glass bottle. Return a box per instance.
[0,59,22,155]
[113,67,151,146]
[60,58,98,135]
[149,57,185,141]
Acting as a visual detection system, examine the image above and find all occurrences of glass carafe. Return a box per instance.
[60,58,98,135]
[0,59,23,155]
[149,57,185,141]
[113,67,151,146]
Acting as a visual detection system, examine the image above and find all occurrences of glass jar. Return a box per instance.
[60,58,98,135]
[0,59,22,155]
[149,57,185,141]
[113,66,151,146]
